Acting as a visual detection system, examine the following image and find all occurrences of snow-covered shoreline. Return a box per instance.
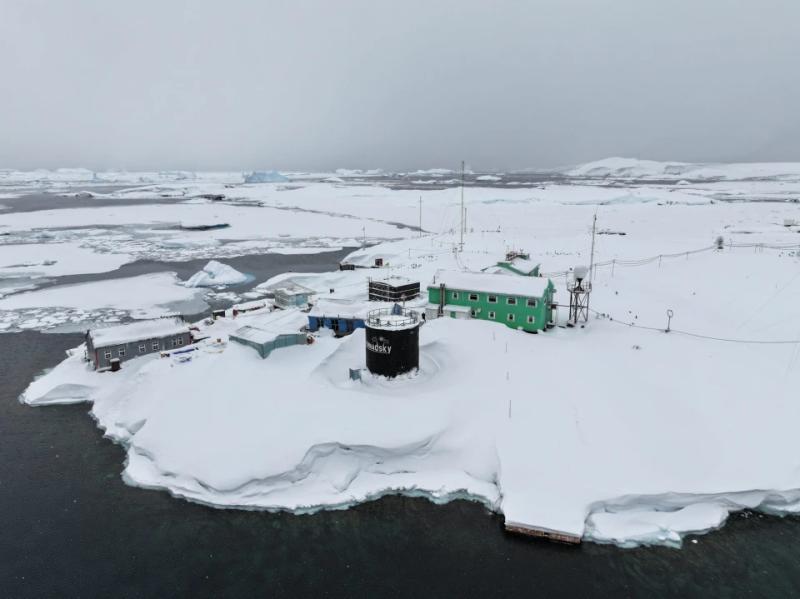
[9,165,800,548]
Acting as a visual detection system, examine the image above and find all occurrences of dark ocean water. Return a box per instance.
[0,188,184,214]
[2,332,800,598]
[34,247,355,295]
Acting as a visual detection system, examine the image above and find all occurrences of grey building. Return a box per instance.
[86,317,192,370]
[229,325,308,359]
[272,282,315,309]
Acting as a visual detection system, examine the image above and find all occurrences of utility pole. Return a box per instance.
[587,212,597,316]
[419,195,422,238]
[459,160,465,251]
[589,212,597,281]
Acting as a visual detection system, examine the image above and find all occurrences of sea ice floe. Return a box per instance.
[0,273,208,331]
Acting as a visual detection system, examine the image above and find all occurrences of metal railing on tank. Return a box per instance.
[366,305,420,329]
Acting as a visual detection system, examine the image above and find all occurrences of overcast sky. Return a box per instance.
[2,0,799,171]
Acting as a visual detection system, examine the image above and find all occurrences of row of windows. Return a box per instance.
[485,311,535,324]
[451,290,537,308]
[102,338,184,361]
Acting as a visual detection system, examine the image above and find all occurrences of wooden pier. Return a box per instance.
[504,521,582,545]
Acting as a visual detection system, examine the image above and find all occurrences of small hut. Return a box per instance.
[229,326,308,359]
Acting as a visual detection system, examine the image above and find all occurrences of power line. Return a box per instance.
[585,307,800,345]
[541,241,800,279]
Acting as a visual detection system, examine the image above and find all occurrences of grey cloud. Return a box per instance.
[1,0,798,171]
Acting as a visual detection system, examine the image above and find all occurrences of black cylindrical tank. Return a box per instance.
[365,307,420,377]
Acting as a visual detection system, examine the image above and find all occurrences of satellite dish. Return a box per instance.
[574,265,589,281]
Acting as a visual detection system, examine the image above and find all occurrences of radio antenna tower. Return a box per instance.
[459,160,465,251]
[587,212,597,314]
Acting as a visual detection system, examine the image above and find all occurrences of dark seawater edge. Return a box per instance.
[3,331,800,598]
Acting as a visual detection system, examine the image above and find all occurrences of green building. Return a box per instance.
[426,270,556,332]
[494,258,540,277]
[481,251,540,277]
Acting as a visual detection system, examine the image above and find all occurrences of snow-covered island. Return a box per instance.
[10,160,800,548]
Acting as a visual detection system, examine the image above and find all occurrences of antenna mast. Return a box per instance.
[586,212,597,318]
[459,160,465,251]
[589,212,597,281]
[419,195,422,238]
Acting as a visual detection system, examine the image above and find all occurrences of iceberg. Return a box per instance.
[183,260,249,288]
[243,170,290,184]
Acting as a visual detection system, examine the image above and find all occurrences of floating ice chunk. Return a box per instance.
[183,260,249,288]
[243,170,289,183]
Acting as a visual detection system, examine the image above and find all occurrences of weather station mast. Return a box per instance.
[566,213,597,327]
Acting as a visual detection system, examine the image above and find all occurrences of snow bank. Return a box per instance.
[183,260,249,288]
[586,502,732,547]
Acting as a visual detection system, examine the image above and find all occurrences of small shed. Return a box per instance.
[273,282,315,309]
[485,252,540,277]
[86,317,192,370]
[495,258,540,277]
[232,300,267,317]
[229,325,308,359]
